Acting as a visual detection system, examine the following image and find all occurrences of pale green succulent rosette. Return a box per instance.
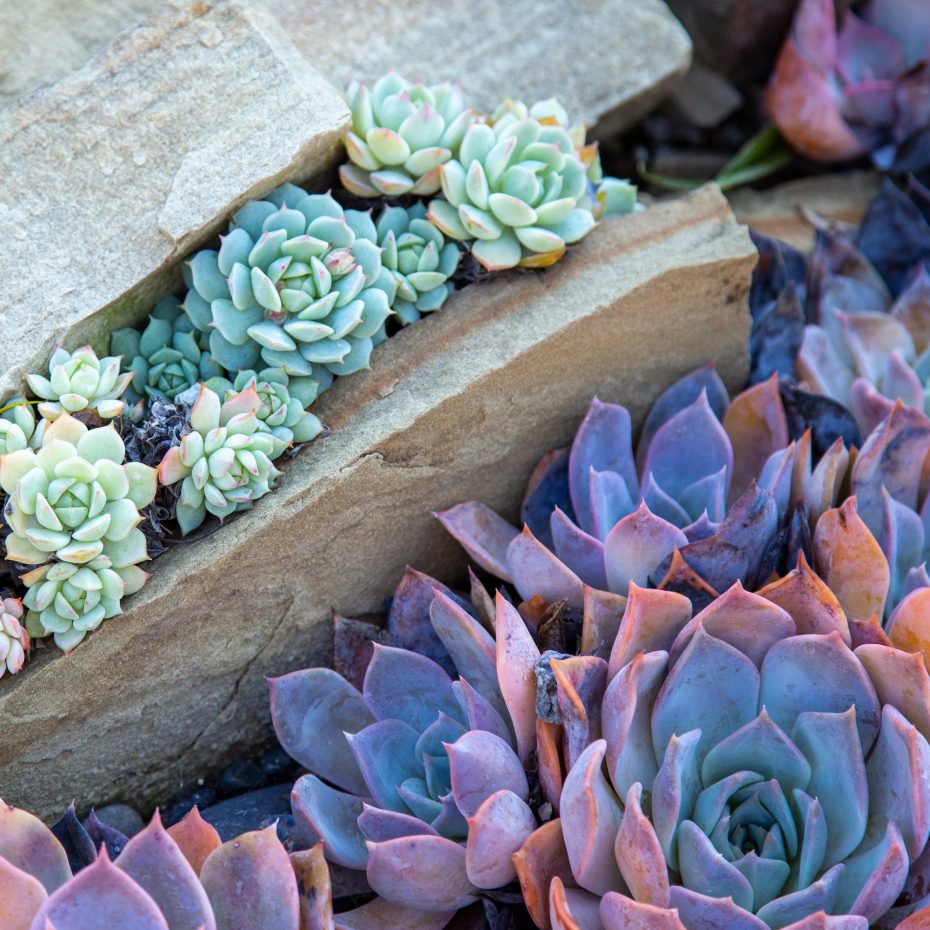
[111,297,223,406]
[593,176,640,219]
[206,367,323,460]
[341,73,475,198]
[427,100,597,271]
[375,203,461,325]
[0,396,37,456]
[25,346,133,421]
[21,559,148,653]
[157,384,281,535]
[0,413,157,568]
[181,184,393,389]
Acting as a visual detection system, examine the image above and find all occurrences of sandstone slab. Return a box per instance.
[1,0,691,139]
[0,0,350,403]
[0,186,755,819]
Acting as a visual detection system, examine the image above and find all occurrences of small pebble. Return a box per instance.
[199,783,293,842]
[259,746,299,782]
[217,760,265,798]
[93,803,144,838]
[162,786,216,827]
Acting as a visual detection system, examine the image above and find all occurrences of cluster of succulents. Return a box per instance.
[768,0,930,173]
[0,801,331,930]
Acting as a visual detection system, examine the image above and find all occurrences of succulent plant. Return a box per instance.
[427,98,600,271]
[0,412,156,569]
[768,0,930,172]
[0,396,37,456]
[110,296,224,406]
[0,597,28,677]
[437,366,807,607]
[270,583,545,914]
[517,580,930,930]
[340,72,475,198]
[375,204,461,325]
[157,384,280,535]
[0,801,325,930]
[205,368,322,459]
[181,183,393,384]
[25,346,133,422]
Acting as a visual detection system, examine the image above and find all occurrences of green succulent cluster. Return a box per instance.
[206,368,323,459]
[25,346,133,421]
[181,184,393,389]
[0,397,37,456]
[157,384,282,535]
[111,297,223,408]
[375,203,461,324]
[341,73,475,198]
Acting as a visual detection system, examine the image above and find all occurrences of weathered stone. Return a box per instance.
[729,171,883,251]
[0,185,754,819]
[199,783,293,841]
[666,62,743,130]
[1,0,691,138]
[0,0,350,405]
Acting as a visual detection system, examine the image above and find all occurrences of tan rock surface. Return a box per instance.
[0,0,691,136]
[0,186,755,818]
[0,0,350,404]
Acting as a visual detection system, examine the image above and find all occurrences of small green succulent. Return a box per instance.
[182,184,393,387]
[21,559,147,652]
[206,368,323,459]
[0,397,37,455]
[375,204,461,324]
[0,414,157,568]
[110,297,224,406]
[157,384,281,535]
[428,98,597,271]
[25,346,133,421]
[593,176,640,218]
[341,73,475,198]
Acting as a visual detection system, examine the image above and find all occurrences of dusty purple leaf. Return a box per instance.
[507,526,585,609]
[0,855,46,930]
[551,509,607,590]
[290,775,367,871]
[521,448,574,548]
[496,593,540,765]
[447,729,528,818]
[0,802,72,893]
[434,502,519,582]
[550,655,608,770]
[465,790,536,890]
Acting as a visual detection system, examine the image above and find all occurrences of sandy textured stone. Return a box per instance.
[0,0,349,404]
[0,186,754,819]
[729,171,883,251]
[1,0,691,137]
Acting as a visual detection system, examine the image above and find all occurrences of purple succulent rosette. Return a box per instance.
[768,0,930,172]
[514,582,930,930]
[269,587,546,919]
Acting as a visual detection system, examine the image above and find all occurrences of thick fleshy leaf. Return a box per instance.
[0,855,46,930]
[813,498,890,621]
[652,627,760,765]
[115,812,215,930]
[362,644,460,731]
[615,782,670,906]
[758,552,850,643]
[881,489,927,609]
[0,803,71,894]
[290,775,367,870]
[833,820,908,923]
[591,469,638,543]
[713,483,780,589]
[552,510,607,589]
[200,826,299,930]
[791,708,868,867]
[537,718,565,812]
[569,397,638,536]
[434,502,519,581]
[755,864,844,929]
[888,588,930,674]
[465,789,536,889]
[668,886,767,930]
[677,820,753,910]
[365,835,478,911]
[856,643,930,743]
[550,655,608,769]
[268,669,373,795]
[30,850,168,930]
[670,583,796,668]
[513,820,576,930]
[581,587,627,660]
[50,806,96,874]
[346,719,419,813]
[759,632,881,753]
[723,376,789,503]
[496,593,541,765]
[550,878,603,930]
[453,677,512,745]
[559,740,625,896]
[600,891,687,930]
[165,807,221,877]
[333,898,453,930]
[607,584,692,679]
[290,845,333,930]
[604,503,688,596]
[446,729,528,817]
[358,804,437,842]
[522,448,574,548]
[779,912,867,930]
[655,549,722,612]
[651,729,701,873]
[507,526,585,609]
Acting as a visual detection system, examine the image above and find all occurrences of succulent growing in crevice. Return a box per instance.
[182,183,393,384]
[375,203,461,324]
[271,585,544,915]
[110,296,223,408]
[25,346,133,422]
[340,72,475,198]
[0,396,37,456]
[0,801,321,930]
[205,368,322,459]
[0,597,28,677]
[428,101,598,271]
[0,414,156,569]
[157,384,280,535]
